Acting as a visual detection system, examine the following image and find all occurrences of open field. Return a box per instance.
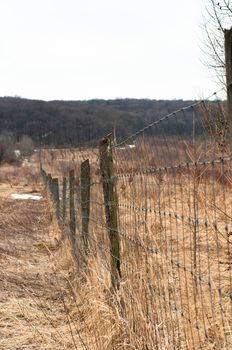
[1,101,232,349]
[0,159,86,349]
[40,136,232,349]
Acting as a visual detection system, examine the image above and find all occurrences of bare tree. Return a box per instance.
[0,133,16,164]
[19,135,34,157]
[202,0,232,86]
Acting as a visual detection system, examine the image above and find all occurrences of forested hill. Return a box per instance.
[0,97,198,146]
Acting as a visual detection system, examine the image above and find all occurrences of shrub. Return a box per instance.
[19,135,34,157]
[0,134,16,164]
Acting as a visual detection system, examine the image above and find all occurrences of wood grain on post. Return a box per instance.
[99,133,121,291]
[69,169,76,243]
[80,159,90,254]
[40,168,45,181]
[47,173,52,192]
[62,176,67,223]
[52,178,60,219]
[225,28,232,148]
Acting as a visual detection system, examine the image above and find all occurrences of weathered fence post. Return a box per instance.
[99,133,121,291]
[40,167,45,181]
[80,159,90,254]
[62,176,67,223]
[68,169,79,265]
[52,178,60,219]
[48,173,52,192]
[69,169,76,242]
[225,27,232,147]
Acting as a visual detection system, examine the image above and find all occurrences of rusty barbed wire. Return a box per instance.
[41,88,232,349]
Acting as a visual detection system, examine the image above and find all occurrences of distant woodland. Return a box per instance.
[0,97,206,147]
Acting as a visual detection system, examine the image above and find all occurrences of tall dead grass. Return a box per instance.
[41,138,232,349]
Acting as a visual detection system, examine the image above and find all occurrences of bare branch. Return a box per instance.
[201,0,232,86]
[223,0,232,14]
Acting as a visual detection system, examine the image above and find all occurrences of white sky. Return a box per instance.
[0,0,222,101]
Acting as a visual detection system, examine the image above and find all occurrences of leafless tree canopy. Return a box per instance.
[202,0,232,86]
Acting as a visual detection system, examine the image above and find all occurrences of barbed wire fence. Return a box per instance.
[39,30,232,349]
[40,94,231,349]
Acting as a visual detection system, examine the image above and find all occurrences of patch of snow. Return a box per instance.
[14,149,21,158]
[11,193,42,201]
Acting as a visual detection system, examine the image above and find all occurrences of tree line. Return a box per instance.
[0,97,202,147]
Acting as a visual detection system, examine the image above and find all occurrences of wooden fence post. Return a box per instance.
[48,173,52,192]
[99,133,121,291]
[69,169,76,242]
[45,173,49,186]
[40,167,45,181]
[225,27,232,147]
[80,159,90,254]
[62,176,67,223]
[52,178,60,219]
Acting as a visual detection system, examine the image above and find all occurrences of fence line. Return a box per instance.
[40,125,232,348]
[39,29,232,350]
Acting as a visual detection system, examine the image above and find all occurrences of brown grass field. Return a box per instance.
[0,156,86,349]
[39,142,232,350]
[1,140,232,349]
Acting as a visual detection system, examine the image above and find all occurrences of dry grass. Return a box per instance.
[2,143,232,349]
[40,144,232,350]
[0,156,86,349]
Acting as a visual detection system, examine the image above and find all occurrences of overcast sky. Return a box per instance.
[0,0,223,101]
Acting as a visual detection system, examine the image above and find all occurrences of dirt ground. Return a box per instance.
[0,164,82,350]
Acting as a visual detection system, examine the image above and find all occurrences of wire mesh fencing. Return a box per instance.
[40,96,232,349]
